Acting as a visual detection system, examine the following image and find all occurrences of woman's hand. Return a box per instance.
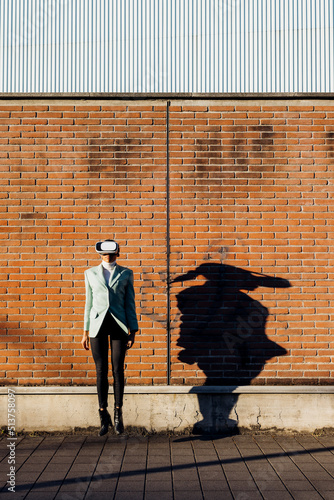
[81,331,90,350]
[126,331,136,349]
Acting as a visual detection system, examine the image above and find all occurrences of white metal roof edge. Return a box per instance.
[1,92,334,100]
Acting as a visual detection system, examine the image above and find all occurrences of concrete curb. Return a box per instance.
[1,386,334,433]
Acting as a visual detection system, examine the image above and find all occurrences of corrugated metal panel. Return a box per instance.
[0,0,333,93]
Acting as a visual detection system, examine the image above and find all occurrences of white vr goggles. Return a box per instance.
[95,241,119,255]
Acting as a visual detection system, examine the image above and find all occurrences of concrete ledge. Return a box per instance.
[1,385,334,394]
[1,386,334,433]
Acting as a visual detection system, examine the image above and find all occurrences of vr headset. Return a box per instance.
[95,241,119,255]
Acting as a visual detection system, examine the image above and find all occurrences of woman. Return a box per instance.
[81,239,138,436]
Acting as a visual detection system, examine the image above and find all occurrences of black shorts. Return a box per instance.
[98,311,127,341]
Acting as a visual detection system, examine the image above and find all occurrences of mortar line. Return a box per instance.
[82,434,109,500]
[112,437,128,500]
[251,436,295,498]
[231,437,265,500]
[190,438,207,500]
[272,435,326,500]
[1,435,45,497]
[169,437,175,500]
[142,436,149,500]
[211,437,236,499]
[14,435,67,498]
[310,436,334,482]
[52,436,89,499]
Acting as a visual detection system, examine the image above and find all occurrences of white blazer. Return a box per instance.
[84,263,138,338]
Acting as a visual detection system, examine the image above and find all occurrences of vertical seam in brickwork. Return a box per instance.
[167,100,171,385]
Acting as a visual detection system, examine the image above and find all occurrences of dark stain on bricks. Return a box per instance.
[192,122,277,190]
[192,133,227,191]
[327,131,334,159]
[247,125,275,147]
[21,213,46,220]
[87,137,141,185]
[243,124,276,177]
[194,134,222,177]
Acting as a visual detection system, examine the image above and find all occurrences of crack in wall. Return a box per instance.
[256,406,262,430]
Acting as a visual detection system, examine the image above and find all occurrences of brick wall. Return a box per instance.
[0,98,333,386]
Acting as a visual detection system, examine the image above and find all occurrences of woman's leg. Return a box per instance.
[110,338,127,408]
[90,333,109,409]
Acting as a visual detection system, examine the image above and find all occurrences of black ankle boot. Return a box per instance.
[114,407,124,434]
[98,409,112,436]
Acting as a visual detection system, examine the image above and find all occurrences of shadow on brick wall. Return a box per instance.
[172,263,291,433]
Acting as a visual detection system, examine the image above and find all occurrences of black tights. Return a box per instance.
[90,313,127,409]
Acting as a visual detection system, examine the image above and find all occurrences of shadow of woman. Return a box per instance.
[172,263,291,434]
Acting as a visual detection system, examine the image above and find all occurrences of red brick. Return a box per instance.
[0,98,332,387]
